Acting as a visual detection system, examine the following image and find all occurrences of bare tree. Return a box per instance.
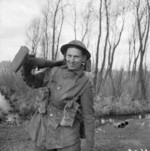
[41,0,51,59]
[92,0,126,94]
[41,36,47,58]
[138,0,150,100]
[97,0,110,94]
[127,39,133,76]
[127,22,137,76]
[40,0,66,60]
[93,0,103,91]
[131,0,150,100]
[105,17,125,80]
[71,0,77,40]
[80,0,93,43]
[51,0,62,60]
[55,1,65,60]
[26,17,41,55]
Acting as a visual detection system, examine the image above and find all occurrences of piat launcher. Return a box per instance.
[11,46,91,72]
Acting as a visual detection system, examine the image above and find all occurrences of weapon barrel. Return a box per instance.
[27,57,65,69]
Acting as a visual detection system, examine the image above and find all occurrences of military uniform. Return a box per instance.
[20,39,95,151]
[22,63,95,151]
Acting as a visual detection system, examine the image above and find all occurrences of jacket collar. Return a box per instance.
[61,64,84,77]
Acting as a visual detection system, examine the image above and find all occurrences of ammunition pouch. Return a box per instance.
[60,100,80,127]
[47,99,81,129]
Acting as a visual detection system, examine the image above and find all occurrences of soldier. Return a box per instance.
[21,40,95,151]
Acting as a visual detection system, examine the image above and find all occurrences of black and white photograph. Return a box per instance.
[0,0,150,151]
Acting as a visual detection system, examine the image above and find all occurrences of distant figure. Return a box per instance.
[21,40,95,151]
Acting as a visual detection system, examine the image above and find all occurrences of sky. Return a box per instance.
[0,0,150,70]
[0,0,41,62]
[0,0,84,62]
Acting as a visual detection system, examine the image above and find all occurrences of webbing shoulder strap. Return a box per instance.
[74,73,90,100]
[50,66,60,80]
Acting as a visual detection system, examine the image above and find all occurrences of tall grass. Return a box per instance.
[94,69,150,117]
[0,64,37,120]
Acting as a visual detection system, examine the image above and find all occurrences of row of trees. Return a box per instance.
[26,0,150,100]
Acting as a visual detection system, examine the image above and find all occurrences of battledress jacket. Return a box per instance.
[22,64,95,151]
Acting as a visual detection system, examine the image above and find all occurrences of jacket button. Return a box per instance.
[50,113,53,116]
[57,85,61,90]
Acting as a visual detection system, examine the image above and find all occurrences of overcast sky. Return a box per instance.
[0,0,150,70]
[0,0,41,62]
[0,0,132,69]
[0,0,84,62]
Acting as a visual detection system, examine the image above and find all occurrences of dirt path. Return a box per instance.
[0,118,150,151]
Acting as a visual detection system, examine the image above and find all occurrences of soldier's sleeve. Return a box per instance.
[80,81,95,151]
[21,59,64,88]
[21,64,46,88]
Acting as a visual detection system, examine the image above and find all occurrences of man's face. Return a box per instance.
[65,47,86,70]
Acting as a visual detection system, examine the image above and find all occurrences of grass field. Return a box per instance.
[0,117,150,151]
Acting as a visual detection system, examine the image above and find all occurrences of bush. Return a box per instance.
[94,92,150,117]
[0,65,38,122]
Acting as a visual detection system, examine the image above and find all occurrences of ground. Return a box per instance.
[94,118,150,151]
[0,118,150,151]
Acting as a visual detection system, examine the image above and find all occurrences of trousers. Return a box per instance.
[35,140,81,151]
